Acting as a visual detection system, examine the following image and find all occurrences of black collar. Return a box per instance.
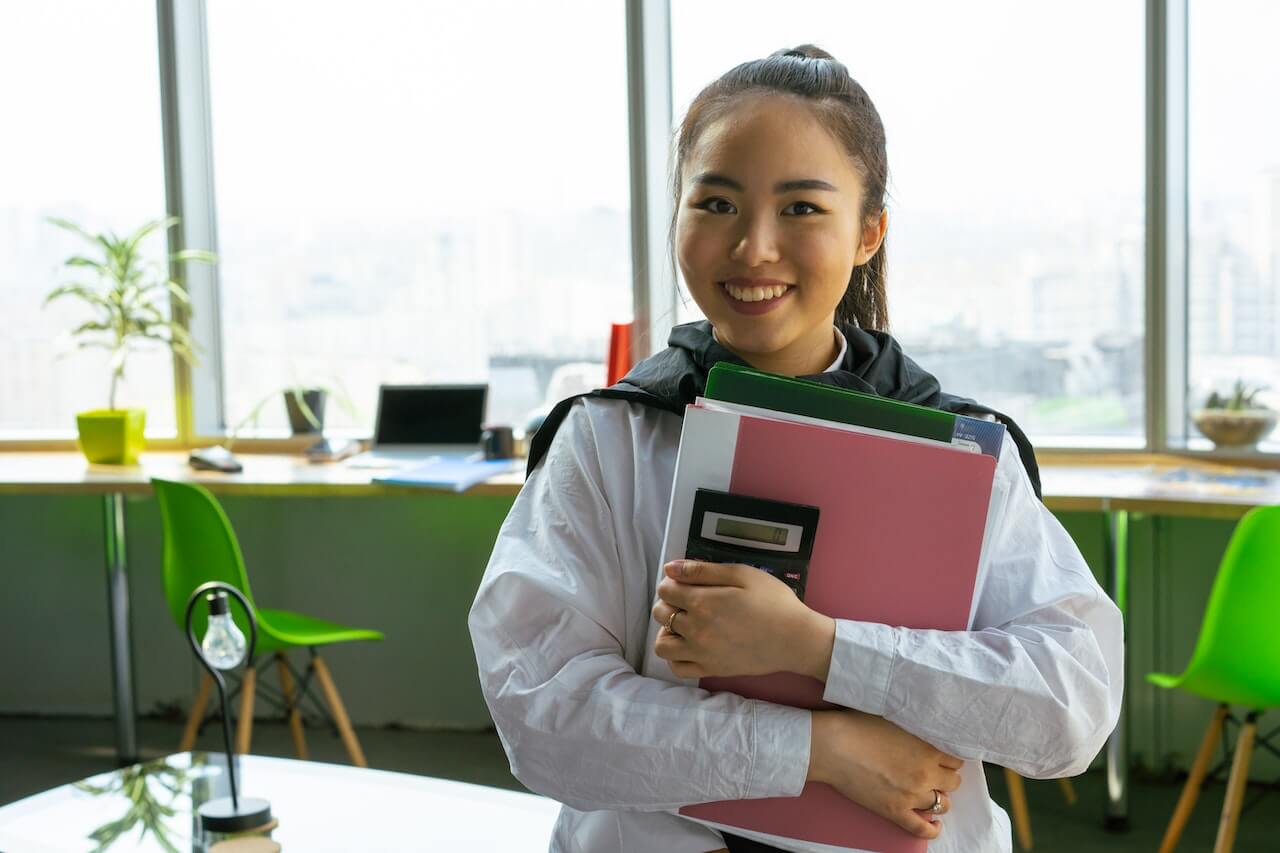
[527,320,1041,499]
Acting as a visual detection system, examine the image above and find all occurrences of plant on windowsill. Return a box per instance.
[44,216,215,465]
[1192,380,1277,449]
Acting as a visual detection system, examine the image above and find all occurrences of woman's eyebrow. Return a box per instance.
[692,172,745,191]
[776,178,838,193]
[691,173,838,193]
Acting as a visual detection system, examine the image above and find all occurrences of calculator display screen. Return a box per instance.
[714,517,790,546]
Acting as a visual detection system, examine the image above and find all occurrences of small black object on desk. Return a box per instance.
[189,445,243,473]
[482,425,516,460]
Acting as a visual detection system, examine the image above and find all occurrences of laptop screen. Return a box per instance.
[374,385,487,446]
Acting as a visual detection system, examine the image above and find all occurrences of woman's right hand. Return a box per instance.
[808,709,964,840]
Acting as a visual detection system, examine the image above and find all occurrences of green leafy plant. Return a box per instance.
[1204,380,1271,412]
[43,216,215,410]
[225,378,360,450]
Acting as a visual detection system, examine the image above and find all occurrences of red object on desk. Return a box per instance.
[606,322,633,387]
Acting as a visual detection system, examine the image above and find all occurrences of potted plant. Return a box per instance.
[283,386,327,435]
[225,378,358,447]
[44,216,214,464]
[1192,380,1277,448]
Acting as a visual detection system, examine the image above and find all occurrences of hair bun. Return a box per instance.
[773,44,836,61]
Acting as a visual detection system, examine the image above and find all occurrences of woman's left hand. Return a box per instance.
[652,560,835,680]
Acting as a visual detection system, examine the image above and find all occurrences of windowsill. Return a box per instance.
[4,432,1276,468]
[0,429,370,455]
[1038,440,1280,470]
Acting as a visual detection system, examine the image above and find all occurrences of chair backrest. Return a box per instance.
[151,479,258,643]
[1182,504,1280,708]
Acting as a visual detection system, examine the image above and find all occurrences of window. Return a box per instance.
[205,1,632,436]
[0,1,173,436]
[1187,0,1280,451]
[671,0,1146,445]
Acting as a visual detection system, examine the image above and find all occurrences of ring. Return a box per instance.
[665,609,682,635]
[930,790,943,814]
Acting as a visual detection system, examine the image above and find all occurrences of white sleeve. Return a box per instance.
[818,434,1124,779]
[468,401,811,812]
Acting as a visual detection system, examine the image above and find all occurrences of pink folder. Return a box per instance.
[677,412,997,851]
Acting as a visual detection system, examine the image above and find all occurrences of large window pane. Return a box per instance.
[1188,0,1280,451]
[0,2,173,436]
[208,1,631,436]
[672,1,1145,445]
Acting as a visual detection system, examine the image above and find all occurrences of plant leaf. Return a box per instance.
[46,216,99,244]
[124,217,178,257]
[44,284,110,310]
[63,255,109,273]
[71,319,114,336]
[172,248,216,264]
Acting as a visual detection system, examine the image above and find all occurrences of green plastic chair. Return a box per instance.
[152,478,383,766]
[1146,504,1280,853]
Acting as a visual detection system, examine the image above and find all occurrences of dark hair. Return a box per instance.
[671,44,890,330]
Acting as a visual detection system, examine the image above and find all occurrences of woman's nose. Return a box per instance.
[728,214,781,267]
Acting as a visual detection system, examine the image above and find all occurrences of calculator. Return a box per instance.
[684,488,820,601]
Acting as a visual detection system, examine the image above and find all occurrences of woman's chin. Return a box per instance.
[710,321,794,362]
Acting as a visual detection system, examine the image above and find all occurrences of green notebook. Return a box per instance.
[704,362,992,450]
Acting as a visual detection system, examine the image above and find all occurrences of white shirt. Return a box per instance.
[469,373,1124,852]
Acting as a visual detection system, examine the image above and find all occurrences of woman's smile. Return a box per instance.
[719,279,795,315]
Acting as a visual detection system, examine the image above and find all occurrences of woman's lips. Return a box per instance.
[718,281,794,315]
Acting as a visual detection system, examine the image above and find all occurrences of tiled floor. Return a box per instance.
[2,714,1273,851]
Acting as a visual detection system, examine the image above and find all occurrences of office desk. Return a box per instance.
[1040,457,1280,830]
[0,751,559,851]
[3,451,1278,829]
[0,452,523,765]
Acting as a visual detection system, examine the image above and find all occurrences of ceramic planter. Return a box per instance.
[284,389,326,435]
[1191,408,1278,448]
[76,408,146,464]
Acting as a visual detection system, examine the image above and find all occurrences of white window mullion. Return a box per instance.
[1147,0,1190,450]
[157,0,225,439]
[626,0,676,361]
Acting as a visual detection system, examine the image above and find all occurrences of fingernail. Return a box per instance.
[666,560,686,577]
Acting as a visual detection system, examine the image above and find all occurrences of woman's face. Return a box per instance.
[676,94,885,374]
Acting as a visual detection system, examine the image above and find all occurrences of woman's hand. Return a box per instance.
[651,560,835,680]
[809,710,964,840]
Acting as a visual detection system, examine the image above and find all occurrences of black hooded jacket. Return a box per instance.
[526,321,1041,500]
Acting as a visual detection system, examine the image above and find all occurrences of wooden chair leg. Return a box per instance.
[235,665,257,755]
[276,652,308,760]
[1004,767,1033,850]
[1160,704,1229,853]
[1057,777,1077,806]
[179,672,215,752]
[1213,713,1257,853]
[311,652,368,767]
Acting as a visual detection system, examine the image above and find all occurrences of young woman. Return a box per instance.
[469,46,1123,853]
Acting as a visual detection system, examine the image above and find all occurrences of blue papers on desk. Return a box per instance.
[374,458,520,492]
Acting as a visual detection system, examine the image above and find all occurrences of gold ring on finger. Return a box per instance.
[666,609,682,635]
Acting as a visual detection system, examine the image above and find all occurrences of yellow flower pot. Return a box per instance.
[76,409,147,465]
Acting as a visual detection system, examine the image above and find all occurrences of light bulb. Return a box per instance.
[201,591,246,670]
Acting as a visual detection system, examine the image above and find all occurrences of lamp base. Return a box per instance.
[199,796,273,833]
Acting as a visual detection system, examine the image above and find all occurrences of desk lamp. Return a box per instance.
[184,581,272,834]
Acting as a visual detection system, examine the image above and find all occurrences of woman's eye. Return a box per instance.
[783,201,822,216]
[696,197,736,215]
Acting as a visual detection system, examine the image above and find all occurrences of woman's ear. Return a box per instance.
[853,209,888,265]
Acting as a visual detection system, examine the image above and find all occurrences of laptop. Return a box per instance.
[346,384,488,469]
